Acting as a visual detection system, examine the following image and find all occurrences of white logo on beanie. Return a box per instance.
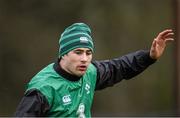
[80,37,88,43]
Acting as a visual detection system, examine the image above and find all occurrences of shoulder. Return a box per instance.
[86,63,97,77]
[87,63,97,71]
[26,63,61,104]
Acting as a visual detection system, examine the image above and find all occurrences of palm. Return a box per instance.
[150,29,174,59]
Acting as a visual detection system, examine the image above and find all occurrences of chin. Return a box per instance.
[77,72,85,77]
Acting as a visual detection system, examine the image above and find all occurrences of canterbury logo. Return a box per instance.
[62,95,71,105]
[80,37,88,43]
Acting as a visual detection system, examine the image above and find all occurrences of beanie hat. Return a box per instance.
[59,23,94,57]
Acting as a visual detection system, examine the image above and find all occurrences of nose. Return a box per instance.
[80,53,88,62]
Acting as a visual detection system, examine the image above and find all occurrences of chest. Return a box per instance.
[59,80,93,106]
[49,78,95,117]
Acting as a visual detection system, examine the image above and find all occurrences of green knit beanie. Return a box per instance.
[59,23,94,57]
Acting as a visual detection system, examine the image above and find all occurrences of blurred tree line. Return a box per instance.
[0,0,176,116]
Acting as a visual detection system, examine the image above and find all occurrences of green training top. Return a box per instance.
[26,63,97,117]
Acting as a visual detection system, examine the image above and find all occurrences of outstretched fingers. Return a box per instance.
[164,32,174,38]
[157,29,174,40]
[165,38,174,44]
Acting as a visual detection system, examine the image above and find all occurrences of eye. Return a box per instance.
[74,50,83,55]
[86,51,92,56]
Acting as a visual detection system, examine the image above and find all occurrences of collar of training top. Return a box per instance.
[53,59,81,81]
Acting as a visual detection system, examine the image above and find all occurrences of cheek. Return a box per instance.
[88,55,92,62]
[67,57,79,67]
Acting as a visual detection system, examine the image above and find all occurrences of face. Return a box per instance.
[60,48,93,77]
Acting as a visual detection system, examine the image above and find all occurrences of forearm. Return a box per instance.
[92,50,156,90]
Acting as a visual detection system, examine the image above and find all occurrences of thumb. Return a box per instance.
[150,40,157,59]
[152,39,156,49]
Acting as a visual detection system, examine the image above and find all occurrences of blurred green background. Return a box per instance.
[0,0,178,116]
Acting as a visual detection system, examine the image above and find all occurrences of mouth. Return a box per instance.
[77,65,87,72]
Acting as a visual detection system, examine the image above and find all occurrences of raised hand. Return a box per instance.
[150,29,174,59]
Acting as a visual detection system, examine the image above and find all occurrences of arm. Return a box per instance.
[93,29,174,90]
[92,50,156,90]
[14,89,50,117]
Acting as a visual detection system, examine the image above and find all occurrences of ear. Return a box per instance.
[61,56,64,60]
[61,54,67,60]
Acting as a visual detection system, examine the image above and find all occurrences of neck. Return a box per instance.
[53,58,81,81]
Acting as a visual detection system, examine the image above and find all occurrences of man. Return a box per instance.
[15,23,174,117]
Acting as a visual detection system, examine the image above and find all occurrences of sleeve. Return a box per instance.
[92,50,156,90]
[14,89,50,117]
